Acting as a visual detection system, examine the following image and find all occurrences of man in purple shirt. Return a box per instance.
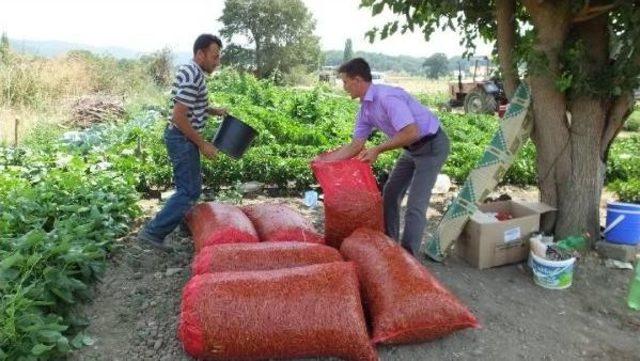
[319,58,450,256]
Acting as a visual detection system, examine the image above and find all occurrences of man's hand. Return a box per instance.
[199,142,218,159]
[313,139,366,162]
[356,147,380,163]
[209,107,228,117]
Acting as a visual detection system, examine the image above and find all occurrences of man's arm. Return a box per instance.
[172,102,218,159]
[207,107,228,117]
[316,138,366,162]
[357,123,420,163]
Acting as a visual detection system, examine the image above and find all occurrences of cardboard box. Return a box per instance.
[456,200,555,269]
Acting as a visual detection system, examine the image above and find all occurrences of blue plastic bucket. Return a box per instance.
[529,252,576,290]
[604,202,640,245]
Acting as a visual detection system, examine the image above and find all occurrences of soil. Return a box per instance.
[71,186,640,361]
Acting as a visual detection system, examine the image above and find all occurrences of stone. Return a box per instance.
[240,181,264,194]
[596,241,639,262]
[165,267,183,277]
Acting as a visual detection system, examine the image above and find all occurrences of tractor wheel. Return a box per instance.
[464,88,497,114]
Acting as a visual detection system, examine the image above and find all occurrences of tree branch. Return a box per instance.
[573,1,621,23]
[495,0,519,99]
[601,93,633,160]
[601,39,640,160]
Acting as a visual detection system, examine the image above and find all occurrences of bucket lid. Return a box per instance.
[607,201,640,211]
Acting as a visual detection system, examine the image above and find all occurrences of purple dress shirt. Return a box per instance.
[353,84,440,140]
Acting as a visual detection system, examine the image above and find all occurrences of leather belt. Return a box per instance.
[404,128,440,151]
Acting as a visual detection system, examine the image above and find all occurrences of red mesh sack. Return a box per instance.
[241,203,324,243]
[185,202,259,254]
[178,262,378,361]
[311,159,384,248]
[191,242,343,275]
[340,228,479,344]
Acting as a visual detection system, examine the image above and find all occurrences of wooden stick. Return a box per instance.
[14,117,19,147]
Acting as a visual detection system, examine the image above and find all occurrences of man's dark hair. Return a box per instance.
[193,34,223,56]
[338,57,372,82]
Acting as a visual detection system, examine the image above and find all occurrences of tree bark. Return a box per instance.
[523,1,573,235]
[562,14,610,242]
[495,0,519,99]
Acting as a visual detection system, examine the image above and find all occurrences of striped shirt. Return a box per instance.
[169,60,209,132]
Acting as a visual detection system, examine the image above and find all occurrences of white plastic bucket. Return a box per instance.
[529,251,576,290]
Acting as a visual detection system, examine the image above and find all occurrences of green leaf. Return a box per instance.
[71,334,85,349]
[31,343,54,356]
[0,253,24,270]
[50,287,75,304]
[82,335,96,346]
[56,337,71,353]
[38,330,62,343]
[371,2,384,15]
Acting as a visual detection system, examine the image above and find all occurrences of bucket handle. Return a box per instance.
[603,215,625,235]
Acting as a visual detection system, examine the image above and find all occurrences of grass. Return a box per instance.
[0,106,67,145]
[0,47,168,144]
[385,75,449,94]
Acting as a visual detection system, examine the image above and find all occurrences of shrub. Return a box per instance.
[609,179,640,204]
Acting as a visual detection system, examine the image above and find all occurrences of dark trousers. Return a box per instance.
[383,129,450,256]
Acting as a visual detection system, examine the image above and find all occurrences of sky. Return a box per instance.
[0,0,493,58]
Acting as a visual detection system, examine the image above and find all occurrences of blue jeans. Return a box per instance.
[141,126,202,242]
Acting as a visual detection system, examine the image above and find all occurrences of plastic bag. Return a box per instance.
[178,262,378,361]
[311,159,384,248]
[185,202,259,254]
[241,203,324,243]
[340,228,479,344]
[191,242,343,275]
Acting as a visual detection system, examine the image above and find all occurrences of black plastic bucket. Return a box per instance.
[212,115,258,159]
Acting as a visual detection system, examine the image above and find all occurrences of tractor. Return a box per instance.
[447,57,508,115]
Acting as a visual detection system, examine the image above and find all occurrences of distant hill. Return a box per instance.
[324,51,494,77]
[8,38,192,65]
[324,50,426,75]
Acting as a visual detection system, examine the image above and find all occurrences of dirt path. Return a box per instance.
[71,190,640,361]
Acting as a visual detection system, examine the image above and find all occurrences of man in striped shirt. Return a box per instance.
[138,34,227,250]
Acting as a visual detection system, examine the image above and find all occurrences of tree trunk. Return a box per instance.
[524,1,573,236]
[560,14,609,242]
[495,0,519,99]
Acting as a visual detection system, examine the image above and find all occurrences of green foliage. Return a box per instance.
[324,50,426,75]
[609,179,640,204]
[0,144,140,359]
[360,1,640,97]
[606,136,640,183]
[140,47,173,87]
[221,44,255,71]
[422,52,449,79]
[414,92,448,108]
[624,107,640,132]
[219,0,322,79]
[0,32,9,64]
[343,39,354,62]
